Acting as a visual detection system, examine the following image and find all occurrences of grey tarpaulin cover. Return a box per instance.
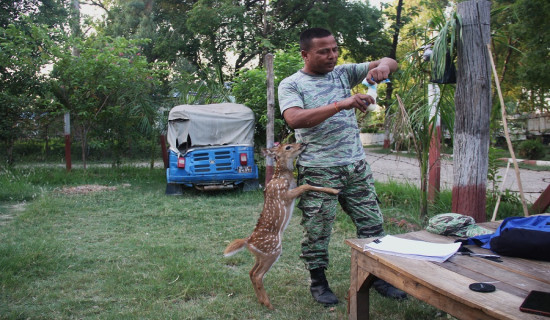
[167,103,255,152]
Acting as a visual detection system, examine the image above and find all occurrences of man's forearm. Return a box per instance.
[367,58,398,82]
[369,57,398,72]
[283,104,341,129]
[379,57,398,73]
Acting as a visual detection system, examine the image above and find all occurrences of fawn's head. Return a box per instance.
[262,143,306,171]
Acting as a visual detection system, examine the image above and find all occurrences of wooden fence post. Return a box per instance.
[428,83,441,203]
[265,53,275,185]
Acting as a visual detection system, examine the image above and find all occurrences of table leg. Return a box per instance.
[348,249,376,320]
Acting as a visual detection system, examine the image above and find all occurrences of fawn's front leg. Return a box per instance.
[286,184,339,199]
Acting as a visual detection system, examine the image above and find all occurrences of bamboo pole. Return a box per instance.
[486,44,529,217]
[491,161,510,221]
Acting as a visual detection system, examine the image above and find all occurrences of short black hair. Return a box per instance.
[299,28,333,51]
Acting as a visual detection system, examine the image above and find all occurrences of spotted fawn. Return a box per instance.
[223,143,340,309]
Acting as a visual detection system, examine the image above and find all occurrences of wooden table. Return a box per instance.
[346,219,550,320]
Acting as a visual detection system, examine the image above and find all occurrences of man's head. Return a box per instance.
[300,28,338,75]
[299,28,333,51]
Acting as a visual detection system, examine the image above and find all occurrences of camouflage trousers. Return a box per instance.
[297,159,384,270]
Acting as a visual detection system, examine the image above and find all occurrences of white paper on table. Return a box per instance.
[364,235,461,263]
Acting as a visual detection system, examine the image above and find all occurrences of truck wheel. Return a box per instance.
[165,183,183,195]
[241,179,260,192]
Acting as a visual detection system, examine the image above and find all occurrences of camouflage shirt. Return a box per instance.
[278,63,370,167]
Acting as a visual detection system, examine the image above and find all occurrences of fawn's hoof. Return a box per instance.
[310,283,339,306]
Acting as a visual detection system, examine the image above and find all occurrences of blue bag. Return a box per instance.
[468,216,550,261]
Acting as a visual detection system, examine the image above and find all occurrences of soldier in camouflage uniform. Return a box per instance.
[278,28,406,305]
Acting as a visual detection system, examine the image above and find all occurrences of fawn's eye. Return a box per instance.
[285,146,291,150]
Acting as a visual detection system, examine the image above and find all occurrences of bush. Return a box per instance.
[517,139,545,160]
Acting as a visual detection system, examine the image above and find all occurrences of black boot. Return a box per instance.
[373,278,407,300]
[309,268,339,306]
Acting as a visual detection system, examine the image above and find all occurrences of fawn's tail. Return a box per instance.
[223,238,247,257]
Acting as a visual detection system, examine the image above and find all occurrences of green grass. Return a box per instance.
[0,165,524,319]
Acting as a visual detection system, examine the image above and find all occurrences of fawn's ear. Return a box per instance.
[261,147,276,158]
[262,147,280,162]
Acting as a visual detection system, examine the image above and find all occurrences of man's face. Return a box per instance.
[301,35,339,75]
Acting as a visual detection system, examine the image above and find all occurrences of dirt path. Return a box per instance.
[365,149,550,204]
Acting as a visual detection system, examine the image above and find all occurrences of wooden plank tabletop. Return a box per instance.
[346,216,550,320]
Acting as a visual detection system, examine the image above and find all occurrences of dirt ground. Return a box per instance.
[56,184,131,195]
[365,149,550,205]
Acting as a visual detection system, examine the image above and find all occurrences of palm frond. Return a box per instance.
[431,12,462,81]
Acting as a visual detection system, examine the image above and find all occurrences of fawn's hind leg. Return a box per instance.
[249,262,264,306]
[249,251,280,309]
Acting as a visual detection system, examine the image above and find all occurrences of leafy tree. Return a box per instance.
[489,1,520,108]
[98,0,201,66]
[0,0,69,29]
[0,18,59,164]
[186,0,250,78]
[490,0,549,114]
[380,0,413,148]
[306,0,391,63]
[510,0,550,113]
[390,45,455,219]
[387,1,458,218]
[232,46,303,146]
[169,64,232,106]
[99,0,391,78]
[0,0,69,165]
[269,0,392,62]
[50,35,165,167]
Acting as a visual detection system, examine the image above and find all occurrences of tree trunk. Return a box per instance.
[160,134,168,169]
[79,126,88,170]
[64,113,72,171]
[452,0,492,222]
[6,140,14,166]
[44,125,50,160]
[383,0,403,149]
[65,0,80,172]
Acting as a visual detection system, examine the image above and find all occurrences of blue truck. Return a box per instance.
[165,103,259,194]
